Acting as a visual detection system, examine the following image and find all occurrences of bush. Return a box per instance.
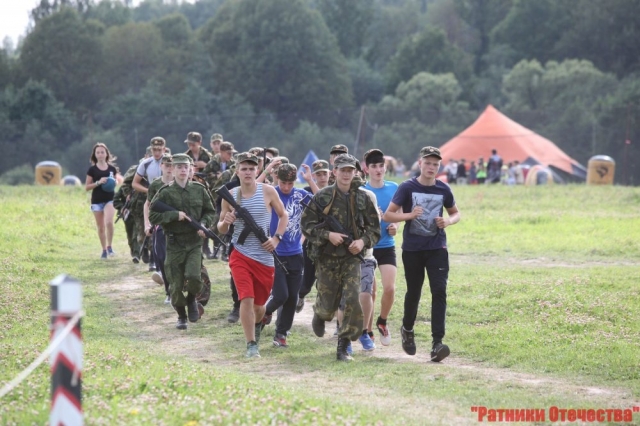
[0,164,35,185]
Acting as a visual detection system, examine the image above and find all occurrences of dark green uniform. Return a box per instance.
[186,146,212,171]
[301,180,381,340]
[118,164,142,257]
[149,181,216,307]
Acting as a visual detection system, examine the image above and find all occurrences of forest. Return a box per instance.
[0,0,639,184]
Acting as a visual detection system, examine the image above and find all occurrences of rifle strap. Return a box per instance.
[322,186,337,216]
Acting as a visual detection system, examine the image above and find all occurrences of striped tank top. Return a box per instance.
[231,184,273,266]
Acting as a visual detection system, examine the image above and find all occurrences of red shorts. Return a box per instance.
[229,250,275,306]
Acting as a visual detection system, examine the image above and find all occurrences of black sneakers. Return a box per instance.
[227,306,240,323]
[336,337,353,362]
[430,341,450,362]
[312,313,325,337]
[400,326,416,356]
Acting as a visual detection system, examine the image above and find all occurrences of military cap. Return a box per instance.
[172,153,192,164]
[273,156,289,164]
[236,152,259,165]
[210,133,223,142]
[150,136,166,147]
[184,132,202,144]
[312,159,330,173]
[145,146,152,156]
[164,147,172,154]
[220,141,234,152]
[249,147,264,156]
[161,154,173,164]
[277,163,298,182]
[330,144,349,155]
[363,148,385,166]
[265,147,280,157]
[333,154,357,169]
[420,146,442,160]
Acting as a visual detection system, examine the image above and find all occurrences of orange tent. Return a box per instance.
[439,105,586,180]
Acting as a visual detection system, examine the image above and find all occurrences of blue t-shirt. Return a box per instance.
[270,187,311,256]
[364,180,398,249]
[391,178,455,251]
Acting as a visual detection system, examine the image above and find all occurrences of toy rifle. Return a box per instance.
[115,193,133,224]
[150,200,228,249]
[301,195,365,262]
[215,186,288,274]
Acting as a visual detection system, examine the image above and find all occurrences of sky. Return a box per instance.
[0,0,40,44]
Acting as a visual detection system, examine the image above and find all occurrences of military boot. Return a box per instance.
[220,244,229,262]
[186,293,199,323]
[175,306,187,330]
[337,338,353,362]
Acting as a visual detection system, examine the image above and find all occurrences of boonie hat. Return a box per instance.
[333,154,357,169]
[420,146,442,159]
[330,144,349,155]
[236,152,259,165]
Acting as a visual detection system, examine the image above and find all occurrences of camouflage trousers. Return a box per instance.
[165,233,204,308]
[314,255,363,341]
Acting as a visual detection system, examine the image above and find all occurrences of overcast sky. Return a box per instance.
[0,0,39,44]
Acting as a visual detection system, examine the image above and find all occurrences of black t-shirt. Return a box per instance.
[87,164,117,204]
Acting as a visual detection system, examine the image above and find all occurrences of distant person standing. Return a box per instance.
[383,146,460,362]
[85,142,120,259]
[456,159,467,185]
[476,158,487,184]
[486,149,503,184]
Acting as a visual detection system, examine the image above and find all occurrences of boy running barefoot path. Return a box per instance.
[382,146,460,362]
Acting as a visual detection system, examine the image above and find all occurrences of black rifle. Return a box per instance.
[115,193,133,224]
[215,186,288,274]
[150,200,228,249]
[301,195,365,262]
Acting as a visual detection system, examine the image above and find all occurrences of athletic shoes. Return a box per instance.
[101,250,108,259]
[311,313,325,337]
[273,333,288,348]
[246,342,260,358]
[176,317,187,330]
[107,246,115,257]
[400,326,416,356]
[151,271,164,286]
[430,341,450,362]
[376,323,392,346]
[295,297,305,313]
[359,332,375,351]
[148,262,156,272]
[164,295,171,305]
[227,306,240,323]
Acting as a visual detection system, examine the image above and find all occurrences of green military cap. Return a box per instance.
[330,144,348,155]
[220,141,235,152]
[150,136,166,147]
[164,147,172,154]
[277,163,298,182]
[236,152,259,165]
[333,154,357,169]
[312,159,330,173]
[248,147,264,156]
[172,153,192,164]
[161,154,173,164]
[420,146,442,160]
[210,133,223,142]
[184,132,202,144]
[363,148,385,166]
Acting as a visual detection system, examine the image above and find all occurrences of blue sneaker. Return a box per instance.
[107,246,115,257]
[359,332,375,351]
[101,250,108,259]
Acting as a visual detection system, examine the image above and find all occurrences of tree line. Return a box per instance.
[0,0,638,184]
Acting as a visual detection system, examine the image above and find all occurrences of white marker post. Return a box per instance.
[50,274,83,426]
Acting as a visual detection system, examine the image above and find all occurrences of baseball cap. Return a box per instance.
[333,154,357,169]
[312,160,330,173]
[420,146,442,160]
[330,144,349,155]
[210,133,223,142]
[236,152,259,165]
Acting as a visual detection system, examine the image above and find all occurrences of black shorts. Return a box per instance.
[373,246,396,267]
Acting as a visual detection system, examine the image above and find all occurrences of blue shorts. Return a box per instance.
[90,201,114,212]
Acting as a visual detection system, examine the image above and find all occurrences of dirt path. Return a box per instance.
[97,268,639,425]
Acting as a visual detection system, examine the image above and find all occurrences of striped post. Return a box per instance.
[50,275,83,426]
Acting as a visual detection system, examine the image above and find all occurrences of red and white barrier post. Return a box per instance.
[50,274,83,426]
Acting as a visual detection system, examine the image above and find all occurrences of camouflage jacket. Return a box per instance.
[202,155,235,191]
[185,146,212,170]
[149,180,216,236]
[301,183,380,259]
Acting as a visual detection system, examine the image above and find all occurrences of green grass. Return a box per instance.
[1,185,639,425]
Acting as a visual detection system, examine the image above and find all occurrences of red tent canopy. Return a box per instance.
[440,105,585,178]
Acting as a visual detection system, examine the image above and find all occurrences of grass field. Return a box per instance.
[1,184,639,425]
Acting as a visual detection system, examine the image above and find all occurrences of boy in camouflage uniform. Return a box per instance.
[149,154,216,330]
[184,131,212,172]
[301,154,380,361]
